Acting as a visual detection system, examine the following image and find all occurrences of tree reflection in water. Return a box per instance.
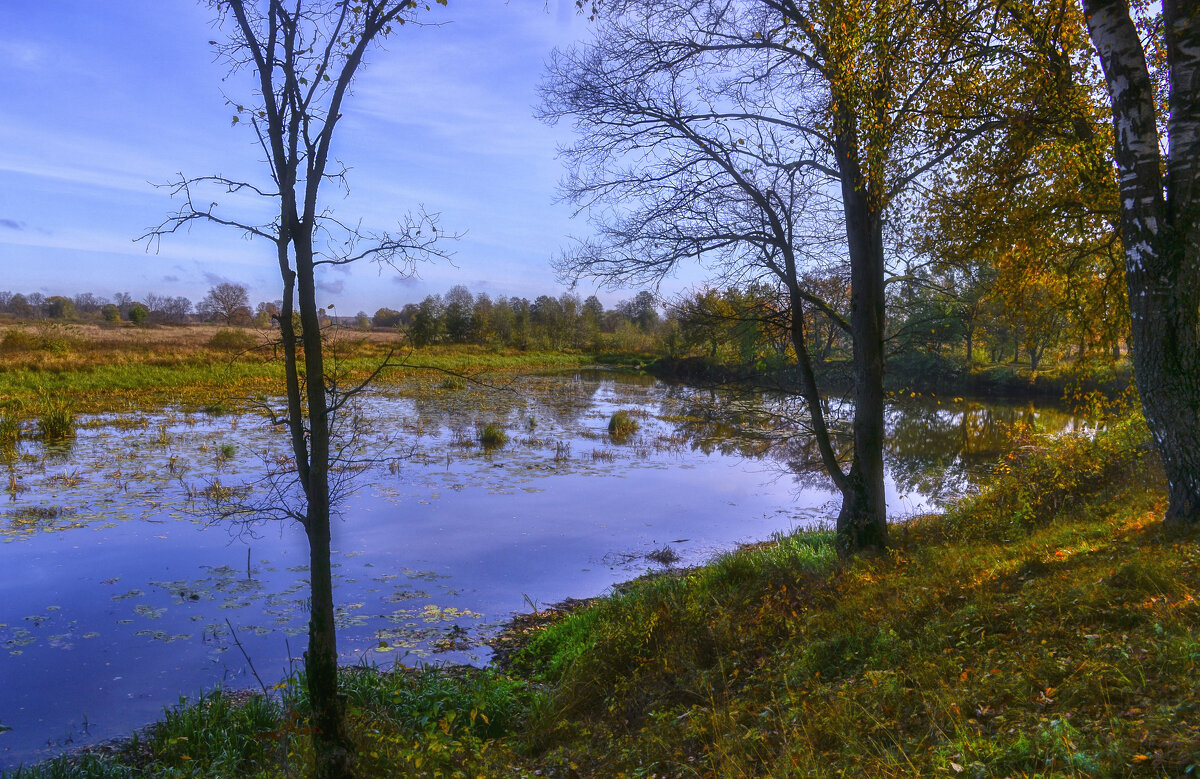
[660,382,1084,505]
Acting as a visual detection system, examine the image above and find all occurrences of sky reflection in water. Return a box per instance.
[0,371,1079,766]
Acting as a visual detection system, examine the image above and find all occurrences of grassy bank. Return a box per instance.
[0,323,597,414]
[8,412,1196,778]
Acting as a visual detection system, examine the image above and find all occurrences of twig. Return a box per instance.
[225,618,269,697]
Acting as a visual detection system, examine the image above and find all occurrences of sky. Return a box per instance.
[0,1,668,314]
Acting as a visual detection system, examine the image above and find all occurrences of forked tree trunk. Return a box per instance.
[1084,0,1200,526]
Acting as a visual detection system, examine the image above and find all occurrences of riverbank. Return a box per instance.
[647,352,1135,405]
[8,412,1196,778]
[0,322,598,415]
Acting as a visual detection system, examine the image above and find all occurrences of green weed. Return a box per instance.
[36,406,76,442]
[0,414,19,456]
[147,689,284,776]
[607,409,639,438]
[479,422,508,448]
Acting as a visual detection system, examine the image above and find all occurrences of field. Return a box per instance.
[0,322,597,415]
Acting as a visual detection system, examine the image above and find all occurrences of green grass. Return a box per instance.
[0,340,596,416]
[0,413,19,455]
[484,414,1198,777]
[606,409,640,438]
[36,406,75,442]
[478,422,509,448]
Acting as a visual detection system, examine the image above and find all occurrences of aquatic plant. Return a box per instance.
[607,409,640,438]
[0,413,19,455]
[37,406,75,442]
[479,423,508,449]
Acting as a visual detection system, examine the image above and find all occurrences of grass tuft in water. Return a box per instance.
[0,414,19,457]
[607,409,640,439]
[478,422,508,449]
[36,406,76,442]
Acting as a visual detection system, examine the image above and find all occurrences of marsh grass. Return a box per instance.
[207,328,259,352]
[36,406,75,442]
[607,409,640,439]
[0,414,19,455]
[0,324,595,415]
[478,423,509,449]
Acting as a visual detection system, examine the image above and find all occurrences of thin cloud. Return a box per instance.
[0,218,25,231]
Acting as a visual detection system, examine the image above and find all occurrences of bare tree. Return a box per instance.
[544,0,1005,553]
[196,282,251,324]
[142,2,449,776]
[1082,0,1200,526]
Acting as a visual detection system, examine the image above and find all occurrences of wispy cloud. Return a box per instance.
[0,218,25,231]
[0,40,46,69]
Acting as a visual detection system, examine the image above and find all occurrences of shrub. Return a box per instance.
[127,303,149,325]
[1,327,44,352]
[101,303,121,323]
[208,327,258,351]
[936,413,1152,541]
[607,409,640,438]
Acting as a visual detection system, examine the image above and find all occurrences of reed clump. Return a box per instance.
[37,405,76,442]
[607,409,639,438]
[478,422,508,449]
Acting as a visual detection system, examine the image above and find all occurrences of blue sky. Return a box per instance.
[0,1,663,314]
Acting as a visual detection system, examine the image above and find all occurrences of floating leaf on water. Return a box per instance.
[133,605,166,620]
[111,589,143,601]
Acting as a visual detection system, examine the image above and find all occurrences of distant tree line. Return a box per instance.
[364,285,662,351]
[0,284,670,353]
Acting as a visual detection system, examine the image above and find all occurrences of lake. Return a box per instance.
[0,370,1080,768]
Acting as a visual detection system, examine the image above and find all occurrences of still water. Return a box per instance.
[0,371,1078,767]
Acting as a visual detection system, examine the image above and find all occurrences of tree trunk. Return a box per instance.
[296,237,354,778]
[1084,0,1200,526]
[833,120,888,553]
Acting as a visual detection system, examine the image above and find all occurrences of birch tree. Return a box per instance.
[1082,0,1200,526]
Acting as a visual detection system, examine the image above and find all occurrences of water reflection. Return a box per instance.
[655,382,1084,505]
[0,371,1081,767]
